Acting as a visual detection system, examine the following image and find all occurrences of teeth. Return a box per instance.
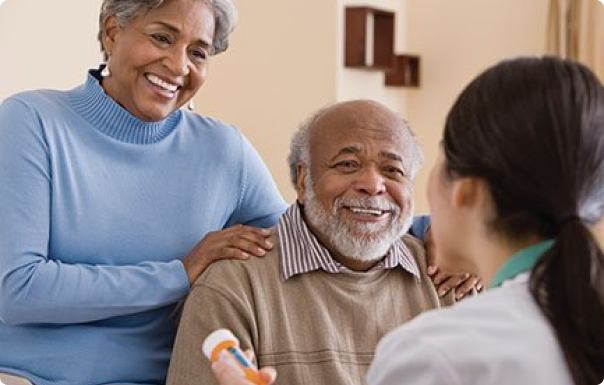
[146,74,178,92]
[349,207,385,216]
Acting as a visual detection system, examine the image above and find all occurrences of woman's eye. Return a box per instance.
[191,48,208,61]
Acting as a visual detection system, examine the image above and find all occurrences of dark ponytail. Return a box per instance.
[443,56,604,383]
[531,219,604,384]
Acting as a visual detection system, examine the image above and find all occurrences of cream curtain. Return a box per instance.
[547,0,604,81]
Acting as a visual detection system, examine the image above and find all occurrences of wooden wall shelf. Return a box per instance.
[344,6,421,88]
[345,7,394,69]
[385,55,420,87]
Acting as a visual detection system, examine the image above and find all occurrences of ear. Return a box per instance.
[296,164,308,203]
[102,15,121,56]
[451,177,487,210]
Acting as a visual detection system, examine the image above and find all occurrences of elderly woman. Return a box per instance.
[0,0,286,384]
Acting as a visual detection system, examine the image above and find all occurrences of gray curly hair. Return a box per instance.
[287,101,424,189]
[98,0,238,60]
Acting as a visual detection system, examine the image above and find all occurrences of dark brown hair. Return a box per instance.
[443,56,604,383]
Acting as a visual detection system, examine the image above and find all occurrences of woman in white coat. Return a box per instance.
[367,56,604,384]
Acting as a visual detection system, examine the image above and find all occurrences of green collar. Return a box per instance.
[489,240,554,289]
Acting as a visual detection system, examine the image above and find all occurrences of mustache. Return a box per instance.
[334,196,401,213]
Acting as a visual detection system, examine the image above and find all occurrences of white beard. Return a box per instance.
[303,172,413,263]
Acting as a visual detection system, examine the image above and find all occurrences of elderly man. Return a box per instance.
[166,100,459,385]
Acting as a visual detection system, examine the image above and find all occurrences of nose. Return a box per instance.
[353,166,386,196]
[163,47,190,76]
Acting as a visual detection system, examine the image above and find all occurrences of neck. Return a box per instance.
[473,234,546,287]
[331,253,380,271]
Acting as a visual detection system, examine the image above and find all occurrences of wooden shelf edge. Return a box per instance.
[385,54,420,87]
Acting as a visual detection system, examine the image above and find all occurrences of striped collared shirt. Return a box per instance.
[278,203,421,280]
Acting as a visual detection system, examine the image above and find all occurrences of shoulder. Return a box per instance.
[399,284,538,340]
[409,215,431,239]
[401,233,428,273]
[178,112,263,160]
[0,89,70,143]
[373,284,564,384]
[2,88,68,113]
[179,112,241,142]
[194,232,281,293]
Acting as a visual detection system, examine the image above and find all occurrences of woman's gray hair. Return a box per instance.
[287,102,424,189]
[98,0,238,60]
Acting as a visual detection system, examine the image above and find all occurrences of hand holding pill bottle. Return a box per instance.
[203,329,265,385]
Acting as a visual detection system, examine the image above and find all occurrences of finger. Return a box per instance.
[425,241,437,275]
[212,361,247,385]
[228,230,274,254]
[437,275,465,297]
[243,349,256,364]
[424,226,437,274]
[476,278,484,292]
[225,238,271,258]
[228,224,271,239]
[220,247,251,260]
[431,269,449,285]
[259,367,277,384]
[455,276,479,300]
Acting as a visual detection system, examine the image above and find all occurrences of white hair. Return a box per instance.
[98,0,238,59]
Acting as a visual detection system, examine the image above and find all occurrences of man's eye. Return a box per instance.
[334,161,359,170]
[152,34,171,44]
[384,166,405,177]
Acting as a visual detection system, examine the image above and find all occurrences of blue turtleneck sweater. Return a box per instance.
[0,71,286,385]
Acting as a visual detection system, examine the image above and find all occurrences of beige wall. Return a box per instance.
[405,0,549,213]
[0,0,550,211]
[195,0,338,204]
[0,0,101,100]
[338,0,409,112]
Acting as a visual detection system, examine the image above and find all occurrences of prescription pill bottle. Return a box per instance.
[203,329,265,385]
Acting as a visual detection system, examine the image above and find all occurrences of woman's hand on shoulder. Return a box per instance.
[424,225,483,299]
[183,225,274,285]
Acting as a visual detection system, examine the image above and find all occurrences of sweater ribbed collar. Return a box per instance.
[69,70,181,144]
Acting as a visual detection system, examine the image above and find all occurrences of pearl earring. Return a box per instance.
[101,58,111,78]
[188,99,195,111]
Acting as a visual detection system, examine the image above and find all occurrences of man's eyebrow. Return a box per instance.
[380,151,403,162]
[329,146,360,162]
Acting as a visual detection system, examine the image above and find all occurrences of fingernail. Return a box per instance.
[265,241,274,248]
[241,253,250,259]
[257,248,266,256]
[427,266,436,275]
[261,228,270,235]
[438,289,446,297]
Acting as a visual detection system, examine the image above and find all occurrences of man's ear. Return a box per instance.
[296,164,307,203]
[451,177,486,210]
[102,15,121,55]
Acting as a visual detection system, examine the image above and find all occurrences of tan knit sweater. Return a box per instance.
[167,234,454,385]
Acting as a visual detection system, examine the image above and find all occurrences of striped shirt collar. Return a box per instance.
[278,203,421,281]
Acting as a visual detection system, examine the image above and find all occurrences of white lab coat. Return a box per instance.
[368,273,574,384]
